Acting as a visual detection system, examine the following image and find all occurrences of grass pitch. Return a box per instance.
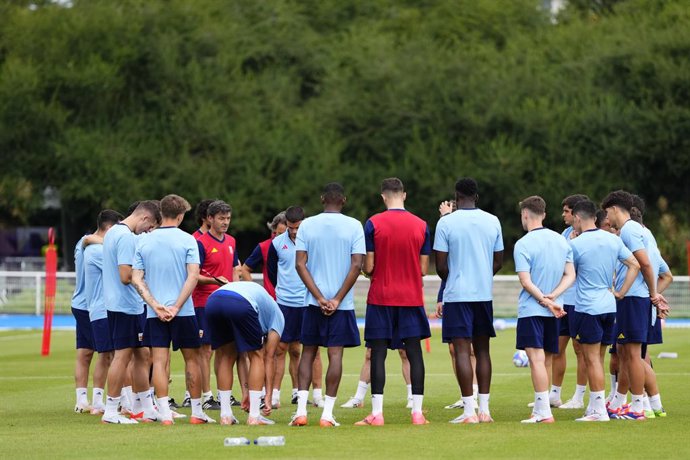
[1,328,689,459]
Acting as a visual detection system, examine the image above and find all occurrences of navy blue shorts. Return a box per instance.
[558,305,575,337]
[616,297,650,344]
[572,311,616,345]
[72,307,94,350]
[647,306,663,345]
[194,307,211,346]
[279,305,305,344]
[205,291,265,352]
[145,315,201,351]
[301,305,361,348]
[516,316,559,354]
[441,301,496,343]
[108,311,145,350]
[90,318,114,353]
[364,304,431,350]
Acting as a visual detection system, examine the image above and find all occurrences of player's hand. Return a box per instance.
[569,230,579,239]
[241,394,250,412]
[657,297,670,318]
[153,304,171,321]
[543,293,555,301]
[318,297,330,315]
[216,276,229,285]
[436,302,443,318]
[650,293,662,306]
[613,290,624,300]
[439,201,453,216]
[262,400,272,416]
[328,298,341,312]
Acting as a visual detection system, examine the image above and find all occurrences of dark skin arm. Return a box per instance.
[493,250,504,275]
[435,250,449,281]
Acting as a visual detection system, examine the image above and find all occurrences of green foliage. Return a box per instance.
[1,0,689,271]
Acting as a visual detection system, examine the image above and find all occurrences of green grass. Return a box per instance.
[1,328,689,459]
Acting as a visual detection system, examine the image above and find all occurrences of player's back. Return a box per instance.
[215,281,284,334]
[103,223,140,313]
[83,243,106,322]
[366,209,429,306]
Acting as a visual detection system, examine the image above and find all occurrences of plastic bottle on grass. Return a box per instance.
[224,437,250,446]
[254,436,286,446]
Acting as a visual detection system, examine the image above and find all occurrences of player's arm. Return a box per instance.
[614,255,640,299]
[363,252,375,276]
[419,255,429,276]
[657,270,673,294]
[296,250,327,305]
[169,263,199,318]
[240,264,253,281]
[131,269,171,321]
[82,234,103,248]
[241,244,263,281]
[419,223,431,276]
[118,264,133,285]
[262,330,281,415]
[632,248,659,302]
[548,262,576,299]
[329,253,364,312]
[435,251,449,280]
[493,250,504,275]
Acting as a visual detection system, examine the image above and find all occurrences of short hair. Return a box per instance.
[561,194,589,209]
[519,196,546,215]
[630,207,643,224]
[455,177,478,198]
[266,211,287,231]
[160,194,191,219]
[572,199,597,220]
[134,200,162,225]
[207,200,232,217]
[126,201,141,217]
[631,194,646,216]
[323,182,345,204]
[195,199,214,226]
[285,206,305,223]
[381,177,404,194]
[97,209,123,230]
[595,209,608,228]
[601,190,633,212]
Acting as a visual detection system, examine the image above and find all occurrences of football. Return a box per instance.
[512,350,529,367]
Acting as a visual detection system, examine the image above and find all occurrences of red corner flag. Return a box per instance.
[41,228,58,356]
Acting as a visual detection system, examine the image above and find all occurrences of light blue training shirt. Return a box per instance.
[215,281,285,336]
[103,223,142,314]
[83,243,107,322]
[269,230,307,307]
[71,235,88,311]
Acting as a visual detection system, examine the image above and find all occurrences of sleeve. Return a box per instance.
[244,245,263,270]
[433,219,448,252]
[617,238,634,262]
[658,254,670,274]
[420,223,432,255]
[351,221,366,255]
[513,240,530,273]
[116,233,135,266]
[565,241,574,263]
[621,225,646,253]
[132,240,144,270]
[187,237,200,265]
[233,251,240,267]
[493,218,504,252]
[295,223,308,252]
[437,278,446,303]
[83,251,96,309]
[197,240,206,267]
[266,243,279,287]
[364,219,375,252]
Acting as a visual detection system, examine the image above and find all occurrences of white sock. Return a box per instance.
[292,387,298,397]
[321,395,336,420]
[610,391,627,410]
[202,391,213,402]
[643,394,652,411]
[649,393,662,411]
[313,388,323,401]
[219,390,233,418]
[272,389,281,405]
[412,394,424,414]
[406,384,412,400]
[574,384,586,402]
[609,374,617,394]
[184,390,191,400]
[371,394,383,416]
[132,393,143,414]
[549,385,561,402]
[478,393,490,414]
[261,386,266,398]
[534,391,551,417]
[472,384,479,400]
[296,390,309,416]
[631,394,644,413]
[122,386,133,409]
[462,396,475,417]
[354,381,369,401]
[590,390,606,413]
[191,398,203,418]
[76,387,88,405]
[249,390,262,418]
[104,395,120,418]
[138,390,156,413]
[92,388,104,408]
[157,396,172,419]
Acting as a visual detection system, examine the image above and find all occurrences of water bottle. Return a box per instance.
[224,437,250,447]
[254,436,286,446]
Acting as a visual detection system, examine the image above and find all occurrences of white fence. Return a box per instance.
[1,271,690,318]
